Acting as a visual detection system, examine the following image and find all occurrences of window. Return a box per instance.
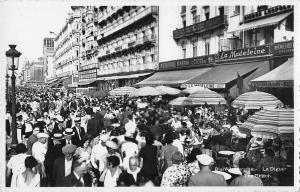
[192,41,197,57]
[204,6,210,20]
[192,10,197,24]
[142,56,146,63]
[204,38,210,55]
[181,6,186,14]
[181,42,186,59]
[181,15,186,28]
[233,6,240,16]
[151,54,155,62]
[219,6,224,16]
[250,30,259,47]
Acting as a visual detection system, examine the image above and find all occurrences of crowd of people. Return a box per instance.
[5,87,294,187]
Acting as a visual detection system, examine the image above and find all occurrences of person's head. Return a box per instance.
[187,148,202,163]
[106,140,118,154]
[62,144,77,161]
[72,155,91,176]
[128,156,139,172]
[164,132,174,145]
[238,158,252,175]
[171,151,184,165]
[82,134,92,149]
[37,133,49,144]
[25,156,38,170]
[32,126,40,135]
[145,132,154,145]
[16,143,27,154]
[197,154,214,169]
[107,155,120,168]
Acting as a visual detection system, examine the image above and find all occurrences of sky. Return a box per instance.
[0,1,71,72]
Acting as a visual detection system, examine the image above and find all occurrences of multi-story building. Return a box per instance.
[77,6,159,91]
[141,5,293,104]
[23,57,44,86]
[53,6,84,88]
[43,37,55,82]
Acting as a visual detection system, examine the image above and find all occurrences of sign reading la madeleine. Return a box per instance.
[218,45,271,61]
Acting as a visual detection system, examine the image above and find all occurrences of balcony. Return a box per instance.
[97,6,158,41]
[115,46,122,52]
[128,41,136,47]
[143,34,156,43]
[244,5,293,23]
[173,15,228,40]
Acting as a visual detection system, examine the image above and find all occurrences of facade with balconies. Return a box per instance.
[141,5,293,102]
[53,6,84,88]
[89,6,159,91]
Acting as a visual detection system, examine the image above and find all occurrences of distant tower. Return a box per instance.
[43,33,55,81]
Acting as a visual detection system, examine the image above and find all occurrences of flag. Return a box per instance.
[237,72,243,95]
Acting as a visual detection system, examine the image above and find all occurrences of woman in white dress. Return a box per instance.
[100,155,122,187]
[15,156,40,187]
[6,143,28,187]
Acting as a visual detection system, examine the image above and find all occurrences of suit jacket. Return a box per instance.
[72,126,86,147]
[188,170,227,186]
[52,157,70,187]
[45,144,63,186]
[86,118,100,139]
[62,172,92,187]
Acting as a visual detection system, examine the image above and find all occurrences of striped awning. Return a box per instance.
[232,91,283,110]
[240,108,294,139]
[187,89,227,105]
[228,11,293,33]
[109,86,137,96]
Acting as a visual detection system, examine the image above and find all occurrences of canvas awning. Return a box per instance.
[182,61,266,89]
[77,79,97,86]
[251,58,293,88]
[103,72,152,81]
[228,11,293,33]
[136,68,212,87]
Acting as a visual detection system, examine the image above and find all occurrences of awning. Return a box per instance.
[251,58,293,88]
[77,79,97,86]
[228,11,293,33]
[182,61,266,89]
[103,72,152,81]
[68,83,78,88]
[136,68,212,86]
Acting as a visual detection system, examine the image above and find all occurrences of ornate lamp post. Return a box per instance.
[6,45,22,147]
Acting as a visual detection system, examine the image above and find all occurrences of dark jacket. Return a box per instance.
[52,157,68,187]
[62,172,92,187]
[72,126,86,147]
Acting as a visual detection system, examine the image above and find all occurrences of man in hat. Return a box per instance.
[63,128,75,146]
[53,115,65,135]
[32,132,49,180]
[52,144,77,187]
[72,117,86,147]
[62,155,93,187]
[45,133,64,186]
[188,154,227,186]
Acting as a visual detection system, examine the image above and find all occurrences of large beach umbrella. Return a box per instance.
[231,91,283,110]
[155,85,181,95]
[182,86,207,94]
[109,86,137,96]
[187,89,227,105]
[134,86,163,97]
[168,97,189,106]
[240,108,294,140]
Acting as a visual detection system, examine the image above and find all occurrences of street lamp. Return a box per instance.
[6,45,21,147]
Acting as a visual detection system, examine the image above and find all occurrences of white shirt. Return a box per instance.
[104,168,122,187]
[125,120,136,136]
[65,139,72,145]
[171,120,182,130]
[73,171,84,184]
[121,141,139,170]
[172,139,184,155]
[90,143,108,172]
[65,158,73,176]
[32,141,47,163]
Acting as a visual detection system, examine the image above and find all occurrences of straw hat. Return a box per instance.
[63,128,75,136]
[37,132,49,138]
[196,154,214,166]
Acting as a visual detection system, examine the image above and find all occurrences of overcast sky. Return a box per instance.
[0,1,71,72]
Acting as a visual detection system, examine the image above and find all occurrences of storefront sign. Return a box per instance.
[252,81,293,88]
[181,83,226,89]
[218,45,270,61]
[159,55,215,70]
[270,40,293,56]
